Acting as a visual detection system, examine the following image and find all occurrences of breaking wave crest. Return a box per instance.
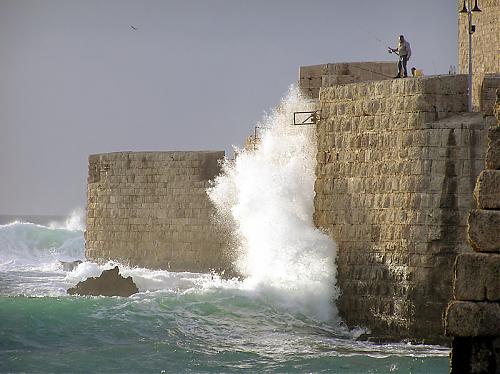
[208,86,339,322]
[0,221,84,268]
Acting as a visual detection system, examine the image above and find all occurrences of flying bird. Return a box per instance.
[130,25,138,30]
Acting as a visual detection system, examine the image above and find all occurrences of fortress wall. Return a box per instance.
[299,62,396,99]
[314,75,488,342]
[458,0,500,110]
[85,151,230,273]
[445,88,500,372]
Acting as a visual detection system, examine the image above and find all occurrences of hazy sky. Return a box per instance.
[0,0,458,215]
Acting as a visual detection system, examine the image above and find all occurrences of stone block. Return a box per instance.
[454,253,500,301]
[468,210,500,252]
[474,170,500,209]
[486,126,500,170]
[445,301,500,337]
[481,75,500,116]
[495,89,500,122]
[299,64,325,79]
[450,337,500,374]
[300,76,322,89]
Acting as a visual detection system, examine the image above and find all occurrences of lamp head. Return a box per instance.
[460,0,468,13]
[472,0,481,12]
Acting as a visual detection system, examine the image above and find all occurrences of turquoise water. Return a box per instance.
[0,219,450,373]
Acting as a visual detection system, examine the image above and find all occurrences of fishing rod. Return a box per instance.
[347,64,394,79]
[353,30,398,78]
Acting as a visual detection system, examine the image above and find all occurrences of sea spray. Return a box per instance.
[49,208,86,231]
[208,87,339,321]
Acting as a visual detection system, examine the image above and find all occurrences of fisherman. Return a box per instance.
[388,35,411,78]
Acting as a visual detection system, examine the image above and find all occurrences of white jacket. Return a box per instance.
[398,40,411,59]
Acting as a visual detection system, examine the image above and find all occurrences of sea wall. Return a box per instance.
[85,151,230,273]
[445,88,500,373]
[313,75,488,342]
[458,0,500,110]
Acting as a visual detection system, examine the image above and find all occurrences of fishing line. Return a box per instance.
[347,64,394,79]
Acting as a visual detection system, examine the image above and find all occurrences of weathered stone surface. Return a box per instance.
[67,266,138,297]
[454,253,500,301]
[474,170,500,209]
[314,75,487,342]
[495,89,500,122]
[468,210,500,252]
[447,3,500,370]
[450,337,500,374]
[85,151,233,273]
[446,301,500,337]
[480,75,500,116]
[486,126,500,170]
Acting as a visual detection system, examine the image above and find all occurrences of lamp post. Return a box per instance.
[460,0,481,112]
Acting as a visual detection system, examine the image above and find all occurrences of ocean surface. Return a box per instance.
[0,89,450,373]
[0,216,449,373]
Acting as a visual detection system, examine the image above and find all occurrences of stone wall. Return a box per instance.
[445,88,500,373]
[481,74,500,117]
[458,0,500,110]
[85,151,230,273]
[299,62,397,99]
[314,75,488,342]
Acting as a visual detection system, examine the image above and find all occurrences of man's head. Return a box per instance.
[399,35,405,42]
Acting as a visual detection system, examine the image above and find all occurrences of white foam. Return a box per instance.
[1,93,339,323]
[0,221,84,268]
[207,86,339,321]
[0,216,241,297]
[62,261,242,295]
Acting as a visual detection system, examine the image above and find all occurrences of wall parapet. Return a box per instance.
[299,61,397,99]
[319,75,467,127]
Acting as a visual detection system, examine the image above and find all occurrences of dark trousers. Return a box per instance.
[398,55,408,77]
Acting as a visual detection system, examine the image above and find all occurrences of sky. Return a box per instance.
[0,0,459,215]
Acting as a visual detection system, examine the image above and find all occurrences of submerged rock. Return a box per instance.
[67,266,138,297]
[59,260,83,271]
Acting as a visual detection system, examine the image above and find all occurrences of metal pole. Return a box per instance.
[468,6,473,112]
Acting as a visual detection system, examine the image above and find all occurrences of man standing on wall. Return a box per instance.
[389,35,412,78]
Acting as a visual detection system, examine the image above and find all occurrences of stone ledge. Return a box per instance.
[474,170,500,209]
[454,253,500,301]
[320,75,467,102]
[445,301,500,337]
[468,210,500,252]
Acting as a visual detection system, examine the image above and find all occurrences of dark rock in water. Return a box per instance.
[67,266,138,297]
[59,260,83,271]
